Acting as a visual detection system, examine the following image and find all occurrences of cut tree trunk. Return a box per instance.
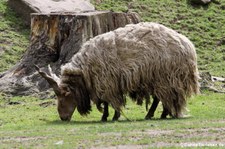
[8,0,95,26]
[0,11,140,96]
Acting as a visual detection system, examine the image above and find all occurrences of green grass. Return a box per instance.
[0,0,29,73]
[92,0,225,76]
[0,91,224,148]
[1,0,225,75]
[0,0,225,76]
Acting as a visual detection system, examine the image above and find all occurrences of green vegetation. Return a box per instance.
[1,0,225,76]
[0,0,29,73]
[0,0,224,148]
[0,92,224,148]
[92,0,225,76]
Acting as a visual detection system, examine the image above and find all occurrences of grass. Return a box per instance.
[0,91,224,148]
[0,0,225,76]
[0,0,29,73]
[92,0,225,76]
[0,0,225,148]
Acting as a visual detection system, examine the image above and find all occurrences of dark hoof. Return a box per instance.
[112,111,120,121]
[112,117,119,121]
[101,117,107,122]
[145,116,152,120]
[145,114,153,120]
[160,114,168,119]
[160,116,167,119]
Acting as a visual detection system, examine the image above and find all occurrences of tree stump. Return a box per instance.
[8,0,95,26]
[0,11,140,96]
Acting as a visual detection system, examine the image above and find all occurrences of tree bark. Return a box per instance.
[0,11,140,96]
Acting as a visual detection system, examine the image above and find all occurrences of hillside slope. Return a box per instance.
[0,0,29,73]
[0,0,224,76]
[92,0,225,76]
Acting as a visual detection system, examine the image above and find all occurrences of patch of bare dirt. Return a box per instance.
[0,136,47,142]
[94,127,225,148]
[180,142,225,147]
[92,141,225,149]
[141,129,173,136]
[0,47,4,55]
[92,145,149,149]
[173,128,225,144]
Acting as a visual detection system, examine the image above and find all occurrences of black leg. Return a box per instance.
[101,102,109,122]
[160,105,169,119]
[145,96,159,120]
[112,110,120,121]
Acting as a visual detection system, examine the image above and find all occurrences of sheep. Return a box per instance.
[36,22,199,121]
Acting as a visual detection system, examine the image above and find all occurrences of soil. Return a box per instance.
[94,127,225,148]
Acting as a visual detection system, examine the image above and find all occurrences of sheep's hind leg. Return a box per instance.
[145,96,159,120]
[112,110,120,121]
[101,102,109,122]
[160,106,169,119]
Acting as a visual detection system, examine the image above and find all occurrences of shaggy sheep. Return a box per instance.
[36,22,199,121]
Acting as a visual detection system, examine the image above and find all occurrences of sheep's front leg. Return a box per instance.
[100,102,120,121]
[145,96,159,119]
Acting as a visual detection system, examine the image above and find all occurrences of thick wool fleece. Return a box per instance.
[61,22,199,117]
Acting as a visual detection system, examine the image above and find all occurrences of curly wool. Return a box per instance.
[61,22,199,117]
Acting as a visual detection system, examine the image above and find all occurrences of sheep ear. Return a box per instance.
[63,86,71,97]
[65,91,71,97]
[34,64,61,96]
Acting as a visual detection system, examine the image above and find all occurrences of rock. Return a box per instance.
[8,101,21,105]
[212,76,225,83]
[189,0,211,5]
[8,0,95,25]
[55,140,64,145]
[199,72,225,93]
[95,0,102,4]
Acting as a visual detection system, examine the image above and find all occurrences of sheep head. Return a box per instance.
[35,65,77,121]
